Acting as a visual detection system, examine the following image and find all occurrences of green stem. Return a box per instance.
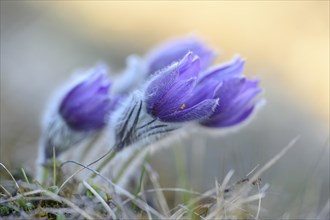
[90,150,117,178]
[21,168,30,185]
[79,132,103,162]
[53,147,56,186]
[173,143,191,216]
[114,150,141,183]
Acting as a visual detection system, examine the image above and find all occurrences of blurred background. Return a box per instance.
[1,1,329,218]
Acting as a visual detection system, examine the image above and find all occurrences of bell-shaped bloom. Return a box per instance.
[145,52,219,123]
[197,57,262,128]
[145,51,261,126]
[38,66,122,163]
[145,36,216,75]
[200,77,261,128]
[59,66,116,131]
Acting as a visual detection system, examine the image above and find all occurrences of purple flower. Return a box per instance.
[145,51,261,126]
[197,56,261,127]
[145,36,215,75]
[59,66,116,131]
[200,78,261,128]
[145,52,219,123]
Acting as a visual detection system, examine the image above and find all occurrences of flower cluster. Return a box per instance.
[39,35,262,163]
[145,51,261,127]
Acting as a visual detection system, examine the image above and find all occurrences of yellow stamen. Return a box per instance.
[180,104,186,110]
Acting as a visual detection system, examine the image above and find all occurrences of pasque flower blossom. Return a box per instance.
[145,52,219,123]
[59,67,114,131]
[39,66,120,162]
[144,51,261,127]
[199,61,261,127]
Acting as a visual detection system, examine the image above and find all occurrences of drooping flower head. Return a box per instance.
[144,51,261,127]
[197,57,261,127]
[39,65,121,162]
[145,52,219,123]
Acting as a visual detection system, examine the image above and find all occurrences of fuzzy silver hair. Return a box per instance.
[37,113,88,165]
[109,91,181,151]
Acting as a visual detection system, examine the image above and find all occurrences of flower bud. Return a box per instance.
[38,66,120,163]
[145,35,215,75]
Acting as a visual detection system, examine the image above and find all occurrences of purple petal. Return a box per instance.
[201,106,255,127]
[200,77,261,128]
[185,80,220,107]
[177,52,201,80]
[145,52,200,116]
[145,68,178,115]
[146,36,215,74]
[59,67,113,131]
[159,98,219,122]
[198,56,245,85]
[151,77,197,118]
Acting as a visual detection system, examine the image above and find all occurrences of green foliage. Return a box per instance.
[47,185,59,194]
[0,205,10,216]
